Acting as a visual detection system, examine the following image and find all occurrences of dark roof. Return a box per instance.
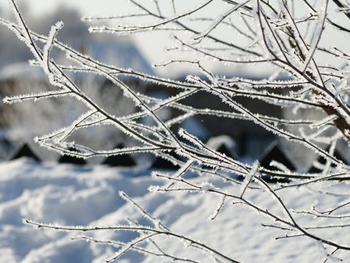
[101,143,136,167]
[308,148,348,174]
[10,143,40,162]
[259,141,295,171]
[58,148,87,165]
[150,151,181,170]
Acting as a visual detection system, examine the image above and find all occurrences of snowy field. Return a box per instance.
[0,157,349,263]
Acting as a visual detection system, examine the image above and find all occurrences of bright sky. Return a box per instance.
[1,0,264,77]
[1,0,219,76]
[2,1,348,77]
[1,0,168,71]
[2,0,130,16]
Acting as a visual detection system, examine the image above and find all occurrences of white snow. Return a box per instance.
[0,63,45,82]
[0,157,349,262]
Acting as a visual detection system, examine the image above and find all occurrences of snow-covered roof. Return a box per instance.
[0,62,46,82]
[206,135,236,150]
[0,37,155,82]
[86,39,155,76]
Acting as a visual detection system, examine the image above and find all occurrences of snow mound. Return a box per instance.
[0,158,348,262]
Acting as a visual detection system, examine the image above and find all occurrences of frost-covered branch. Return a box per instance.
[2,0,350,262]
[24,191,241,263]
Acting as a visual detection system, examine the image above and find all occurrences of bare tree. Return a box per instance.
[2,0,350,262]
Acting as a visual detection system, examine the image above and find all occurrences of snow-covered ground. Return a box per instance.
[0,157,349,262]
